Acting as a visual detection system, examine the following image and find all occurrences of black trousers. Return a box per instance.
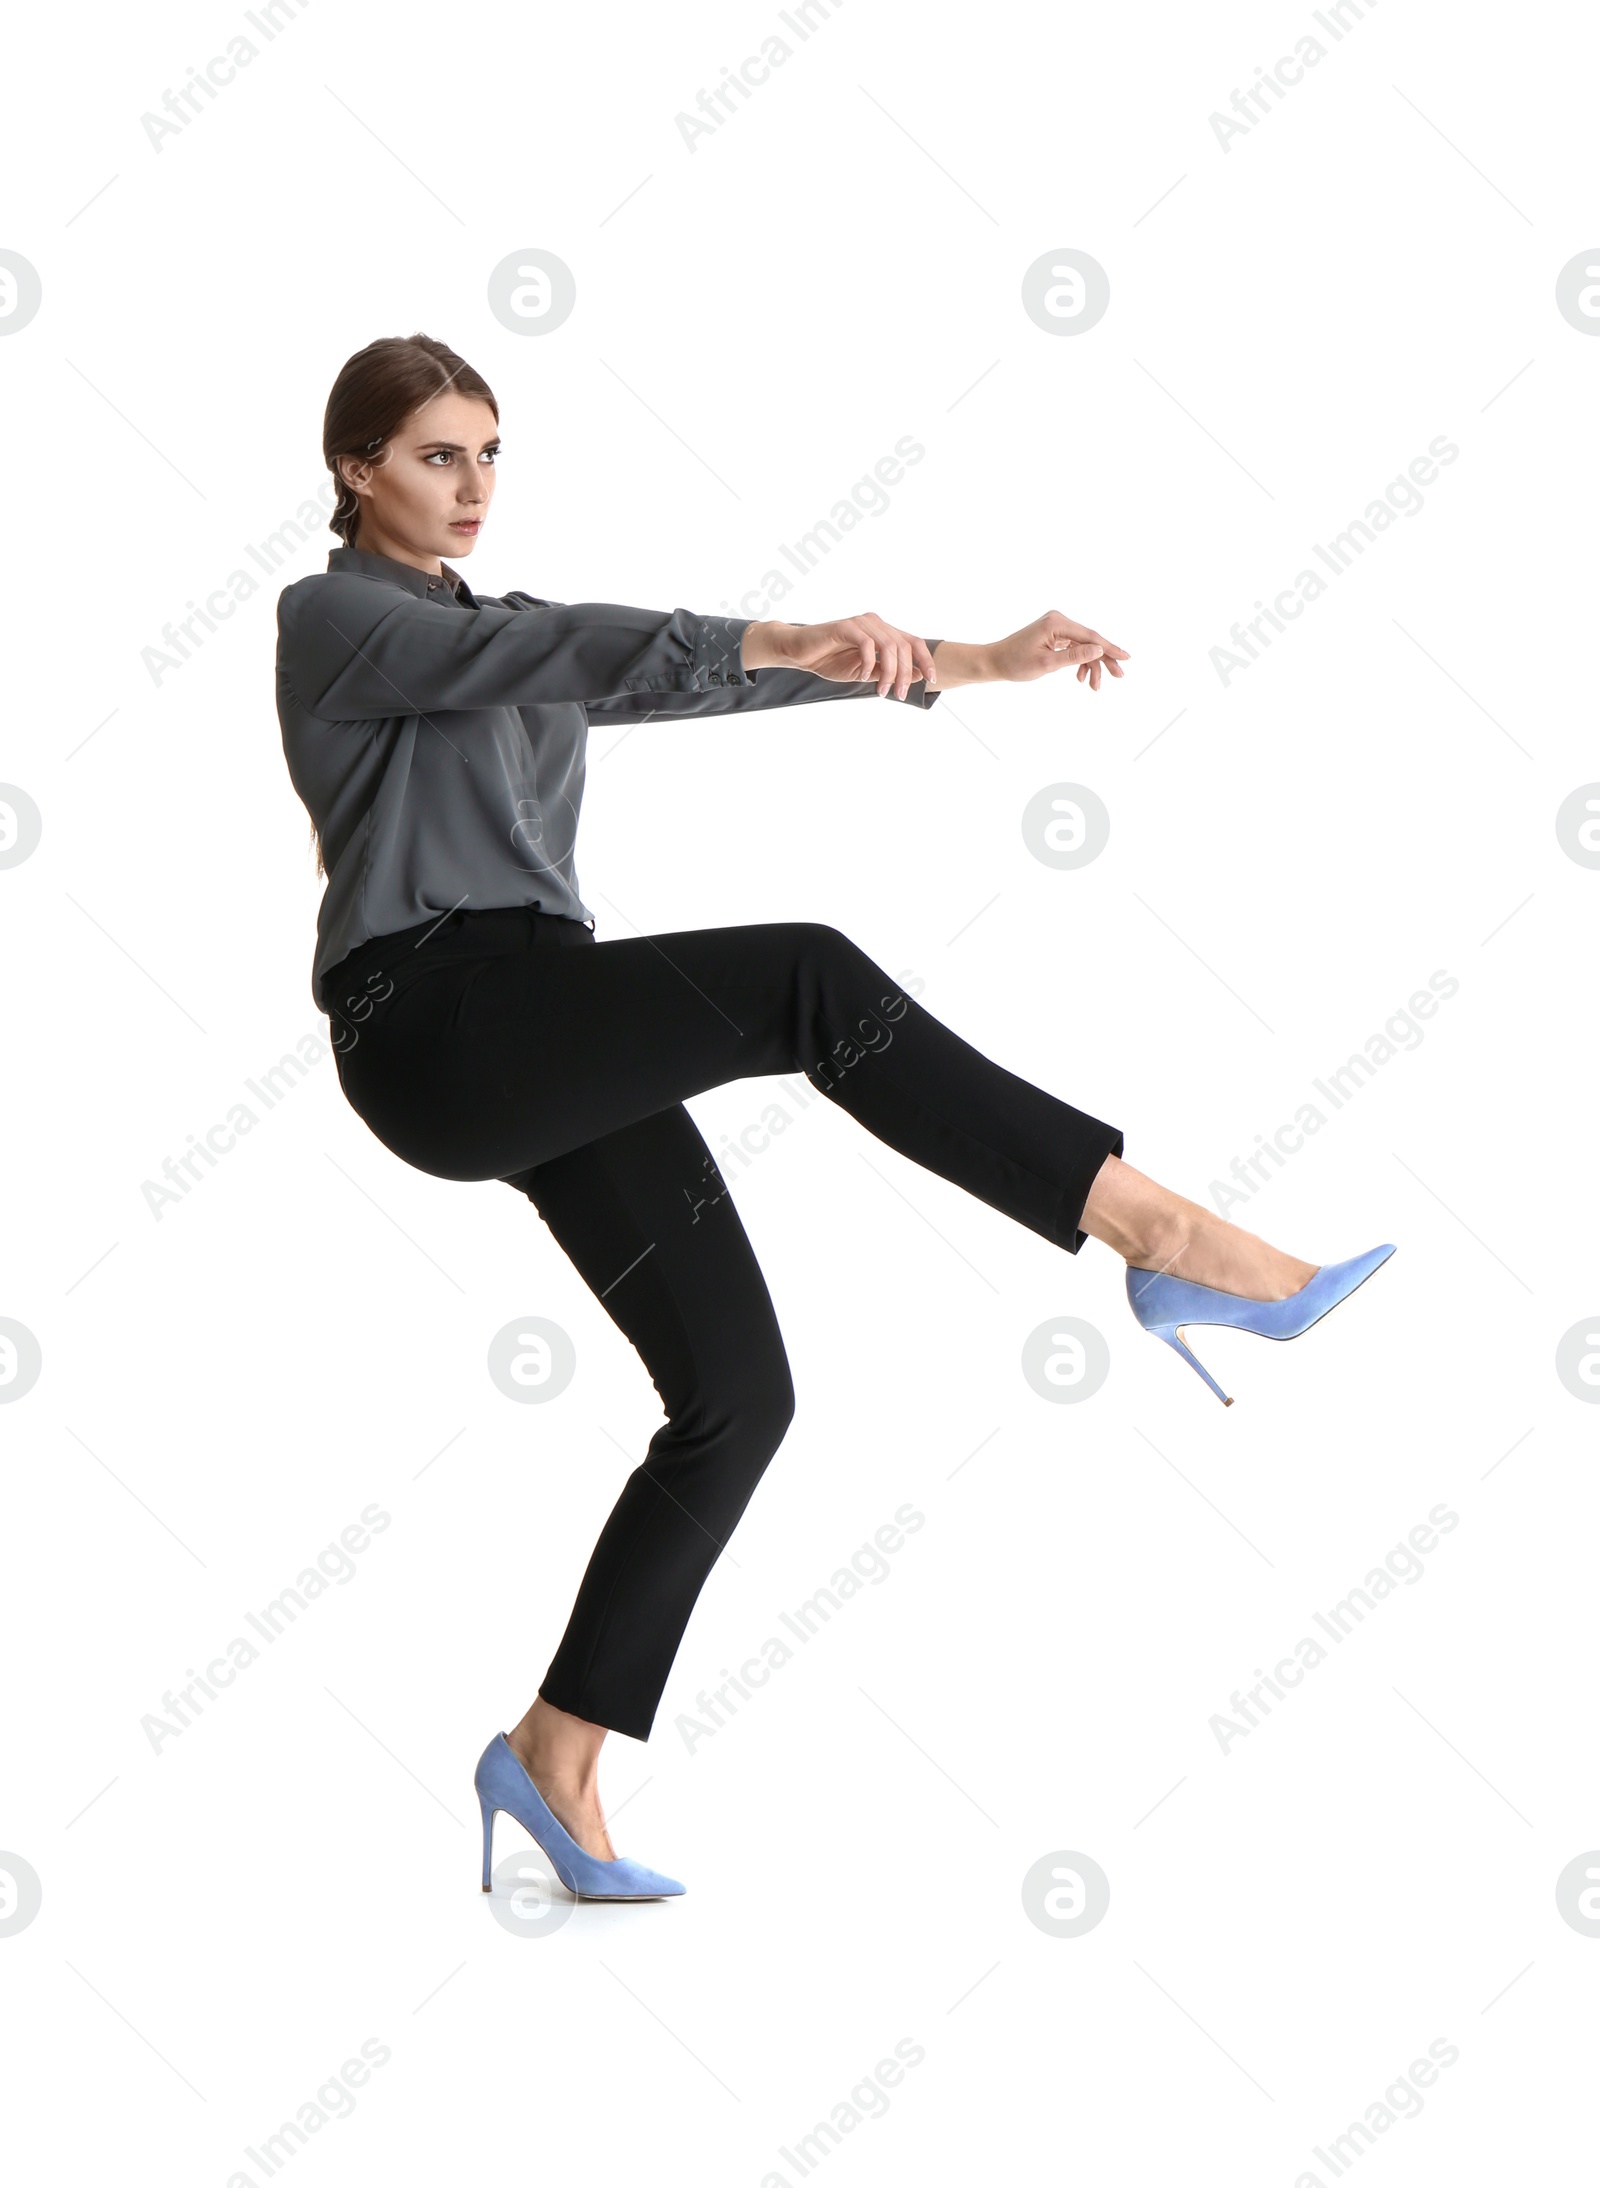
[327,905,1122,1741]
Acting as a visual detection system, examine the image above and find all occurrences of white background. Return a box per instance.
[2,0,1596,2180]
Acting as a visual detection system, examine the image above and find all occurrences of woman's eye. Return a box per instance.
[424,451,452,466]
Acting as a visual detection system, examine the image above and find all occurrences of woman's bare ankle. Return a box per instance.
[1081,1157,1316,1302]
[505,1697,618,1860]
[509,1695,602,1769]
[1083,1159,1205,1272]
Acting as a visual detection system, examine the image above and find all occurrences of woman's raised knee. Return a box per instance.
[744,1352,796,1459]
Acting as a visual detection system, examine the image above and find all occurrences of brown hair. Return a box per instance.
[309,334,499,875]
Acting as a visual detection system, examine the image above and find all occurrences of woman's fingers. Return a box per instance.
[838,616,886,689]
[1038,611,1129,693]
[855,611,934,698]
[816,617,869,679]
[811,614,949,697]
[1050,613,1129,662]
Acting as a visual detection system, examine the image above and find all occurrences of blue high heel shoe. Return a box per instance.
[1126,1244,1396,1405]
[475,1732,685,1901]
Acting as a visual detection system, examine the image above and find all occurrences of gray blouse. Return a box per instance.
[276,546,942,1010]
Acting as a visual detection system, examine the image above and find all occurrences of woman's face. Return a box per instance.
[338,389,500,562]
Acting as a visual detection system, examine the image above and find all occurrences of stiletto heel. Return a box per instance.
[473,1732,685,1901]
[1154,1326,1234,1406]
[1126,1244,1395,1405]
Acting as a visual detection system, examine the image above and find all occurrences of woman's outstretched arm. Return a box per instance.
[277,575,764,720]
[739,607,1127,695]
[926,611,1130,693]
[583,609,1130,720]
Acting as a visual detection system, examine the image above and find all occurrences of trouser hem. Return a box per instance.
[1055,1122,1126,1252]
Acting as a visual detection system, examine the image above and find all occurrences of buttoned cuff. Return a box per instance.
[687,613,756,690]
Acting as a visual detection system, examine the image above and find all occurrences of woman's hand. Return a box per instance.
[988,611,1129,691]
[740,614,941,701]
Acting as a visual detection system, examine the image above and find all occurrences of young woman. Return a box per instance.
[277,332,1393,1903]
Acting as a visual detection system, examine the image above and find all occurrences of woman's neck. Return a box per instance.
[348,526,443,579]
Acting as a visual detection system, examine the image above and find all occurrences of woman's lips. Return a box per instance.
[451,519,481,531]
